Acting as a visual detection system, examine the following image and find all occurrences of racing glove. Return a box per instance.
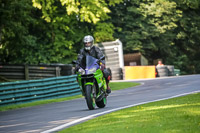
[100,62,105,71]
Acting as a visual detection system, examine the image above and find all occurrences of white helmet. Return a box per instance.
[83,35,94,51]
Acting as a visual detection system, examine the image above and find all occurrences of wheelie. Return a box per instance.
[73,35,111,110]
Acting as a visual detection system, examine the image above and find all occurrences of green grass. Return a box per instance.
[59,93,200,133]
[0,82,139,112]
[110,82,140,91]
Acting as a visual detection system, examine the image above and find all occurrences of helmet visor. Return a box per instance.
[84,42,92,47]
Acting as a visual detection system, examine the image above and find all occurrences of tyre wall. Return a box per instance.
[156,65,175,77]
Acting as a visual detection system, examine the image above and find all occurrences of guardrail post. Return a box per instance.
[25,65,29,80]
[56,67,61,77]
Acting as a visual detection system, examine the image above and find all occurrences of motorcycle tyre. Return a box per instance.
[85,85,95,110]
[96,96,107,108]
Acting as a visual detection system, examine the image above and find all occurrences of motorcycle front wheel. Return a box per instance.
[85,85,95,110]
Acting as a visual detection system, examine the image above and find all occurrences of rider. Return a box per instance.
[76,35,111,94]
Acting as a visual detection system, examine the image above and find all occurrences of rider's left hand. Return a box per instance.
[100,62,105,71]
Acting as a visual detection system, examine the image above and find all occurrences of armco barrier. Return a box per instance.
[0,75,81,106]
[0,64,73,81]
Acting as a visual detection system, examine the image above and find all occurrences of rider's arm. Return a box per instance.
[77,49,84,64]
[95,46,105,64]
[75,49,84,71]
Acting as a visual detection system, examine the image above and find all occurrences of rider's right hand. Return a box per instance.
[75,64,80,72]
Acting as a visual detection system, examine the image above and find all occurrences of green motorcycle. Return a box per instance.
[73,55,107,110]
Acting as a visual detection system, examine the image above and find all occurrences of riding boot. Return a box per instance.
[106,76,111,94]
[106,85,111,94]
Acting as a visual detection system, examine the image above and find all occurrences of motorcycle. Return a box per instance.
[73,55,108,110]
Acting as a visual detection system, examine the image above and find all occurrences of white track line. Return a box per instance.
[41,90,200,133]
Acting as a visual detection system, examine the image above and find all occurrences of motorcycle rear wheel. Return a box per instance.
[85,85,95,110]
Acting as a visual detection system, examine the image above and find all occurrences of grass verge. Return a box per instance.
[59,92,200,133]
[0,82,139,112]
[109,82,140,91]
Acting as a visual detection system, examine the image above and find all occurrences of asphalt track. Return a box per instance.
[0,75,200,133]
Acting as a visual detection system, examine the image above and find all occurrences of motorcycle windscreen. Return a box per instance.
[80,55,97,69]
[86,55,97,69]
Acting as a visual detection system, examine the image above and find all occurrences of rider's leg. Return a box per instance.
[102,68,111,93]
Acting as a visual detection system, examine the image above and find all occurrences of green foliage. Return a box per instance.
[110,0,200,74]
[173,0,200,74]
[0,0,122,64]
[0,0,37,63]
[94,22,115,42]
[33,0,110,24]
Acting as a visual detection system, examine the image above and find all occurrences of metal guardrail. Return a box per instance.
[0,64,73,81]
[0,75,80,106]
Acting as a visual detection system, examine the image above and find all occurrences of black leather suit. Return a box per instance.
[77,46,110,80]
[77,46,105,65]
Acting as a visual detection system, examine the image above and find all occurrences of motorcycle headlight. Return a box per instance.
[78,68,85,75]
[88,67,96,74]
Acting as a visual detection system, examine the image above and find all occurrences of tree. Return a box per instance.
[109,0,200,74]
[0,0,38,63]
[0,0,122,64]
[171,0,200,74]
[110,0,181,61]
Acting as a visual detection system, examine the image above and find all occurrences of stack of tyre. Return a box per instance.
[156,65,174,77]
